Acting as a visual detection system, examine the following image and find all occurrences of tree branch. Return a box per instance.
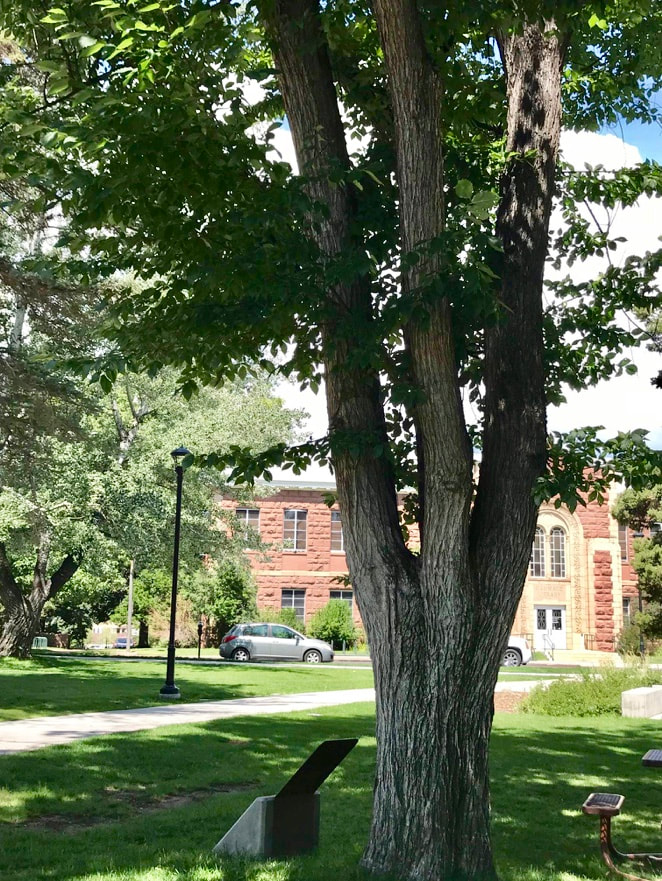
[259,0,409,578]
[373,0,473,559]
[472,20,565,615]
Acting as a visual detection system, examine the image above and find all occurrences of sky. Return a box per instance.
[269,120,662,480]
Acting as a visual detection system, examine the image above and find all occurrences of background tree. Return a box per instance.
[1,1,662,878]
[0,364,302,657]
[308,598,357,649]
[613,486,662,636]
[42,568,125,645]
[184,559,258,643]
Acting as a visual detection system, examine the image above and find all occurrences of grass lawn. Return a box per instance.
[2,705,662,881]
[0,656,374,721]
[0,655,576,722]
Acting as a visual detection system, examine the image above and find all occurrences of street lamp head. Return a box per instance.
[171,446,191,462]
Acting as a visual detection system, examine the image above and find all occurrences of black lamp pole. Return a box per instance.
[197,620,203,660]
[160,446,190,699]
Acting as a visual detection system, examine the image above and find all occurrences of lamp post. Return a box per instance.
[160,446,191,699]
[197,620,203,660]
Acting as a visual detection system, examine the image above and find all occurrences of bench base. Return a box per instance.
[583,793,662,881]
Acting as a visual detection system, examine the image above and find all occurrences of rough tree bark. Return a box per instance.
[261,2,562,878]
[0,539,80,657]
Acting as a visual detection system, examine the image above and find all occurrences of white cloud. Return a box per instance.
[561,129,642,170]
[550,131,661,446]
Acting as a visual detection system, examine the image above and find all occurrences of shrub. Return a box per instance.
[522,663,662,717]
[616,622,646,656]
[308,599,357,649]
[256,606,304,632]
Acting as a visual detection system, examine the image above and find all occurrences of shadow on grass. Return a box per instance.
[2,709,662,881]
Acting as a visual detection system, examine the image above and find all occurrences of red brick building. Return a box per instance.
[220,480,639,656]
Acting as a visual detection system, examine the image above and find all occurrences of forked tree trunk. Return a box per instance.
[260,2,562,879]
[0,540,80,658]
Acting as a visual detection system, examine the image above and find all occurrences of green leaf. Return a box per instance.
[455,179,474,199]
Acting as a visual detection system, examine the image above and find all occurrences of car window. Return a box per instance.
[244,624,268,637]
[271,625,297,640]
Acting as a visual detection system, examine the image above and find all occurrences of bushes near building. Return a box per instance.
[308,599,357,649]
[523,664,662,717]
[255,606,303,631]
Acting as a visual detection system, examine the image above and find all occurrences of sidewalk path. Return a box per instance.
[0,689,376,755]
[0,679,552,756]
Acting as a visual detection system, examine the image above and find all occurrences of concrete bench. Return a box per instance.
[622,686,662,718]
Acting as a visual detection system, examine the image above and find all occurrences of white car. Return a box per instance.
[502,636,532,666]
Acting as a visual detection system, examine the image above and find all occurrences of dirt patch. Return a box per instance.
[15,782,257,833]
[494,691,527,713]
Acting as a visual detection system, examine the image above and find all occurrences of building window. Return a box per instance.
[330,589,353,608]
[618,522,629,561]
[529,528,545,577]
[623,597,632,626]
[281,589,306,621]
[331,511,344,552]
[235,508,260,538]
[283,509,307,551]
[550,527,566,578]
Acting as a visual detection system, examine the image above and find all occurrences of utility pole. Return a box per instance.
[127,559,134,653]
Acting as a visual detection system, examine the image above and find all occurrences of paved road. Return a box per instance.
[0,679,552,756]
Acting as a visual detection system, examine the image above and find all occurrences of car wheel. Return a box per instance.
[303,649,322,664]
[502,647,522,667]
[231,647,251,662]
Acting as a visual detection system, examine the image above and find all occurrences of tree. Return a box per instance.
[308,598,357,648]
[613,486,662,635]
[0,367,302,657]
[1,2,662,878]
[42,568,125,645]
[184,559,258,641]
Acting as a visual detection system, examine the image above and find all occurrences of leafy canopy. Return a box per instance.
[0,0,661,506]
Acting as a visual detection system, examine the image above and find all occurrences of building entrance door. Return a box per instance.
[534,606,567,651]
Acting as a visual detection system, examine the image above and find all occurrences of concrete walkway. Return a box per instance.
[0,689,376,755]
[0,679,552,756]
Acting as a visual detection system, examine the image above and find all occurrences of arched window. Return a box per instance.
[550,527,566,578]
[529,527,545,577]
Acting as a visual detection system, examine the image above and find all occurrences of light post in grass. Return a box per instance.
[159,446,191,699]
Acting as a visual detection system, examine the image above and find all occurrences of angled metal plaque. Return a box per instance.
[275,738,358,799]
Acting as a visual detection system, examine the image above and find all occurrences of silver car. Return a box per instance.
[219,623,334,664]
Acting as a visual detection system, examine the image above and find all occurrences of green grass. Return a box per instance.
[2,705,662,881]
[0,656,374,721]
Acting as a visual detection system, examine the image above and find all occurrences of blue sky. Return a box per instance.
[601,118,662,162]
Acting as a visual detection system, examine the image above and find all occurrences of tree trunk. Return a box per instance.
[0,591,40,658]
[0,540,80,658]
[358,566,500,881]
[138,618,149,648]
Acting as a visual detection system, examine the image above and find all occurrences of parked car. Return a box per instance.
[219,623,334,663]
[501,636,532,666]
[113,636,133,649]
